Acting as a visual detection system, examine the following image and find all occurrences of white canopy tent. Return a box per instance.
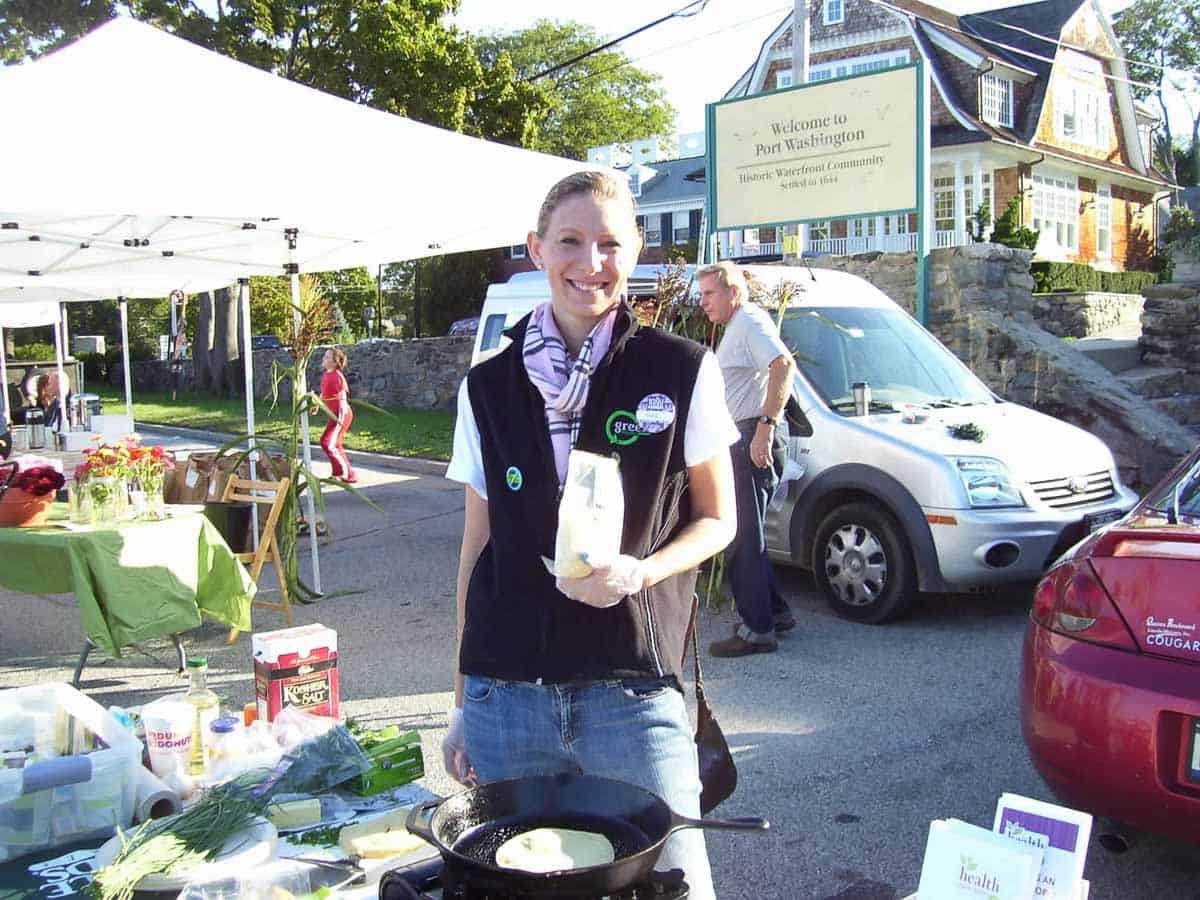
[0,17,592,592]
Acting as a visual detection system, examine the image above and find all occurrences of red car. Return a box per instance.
[1022,444,1200,847]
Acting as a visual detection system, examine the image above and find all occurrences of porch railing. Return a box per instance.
[723,229,972,259]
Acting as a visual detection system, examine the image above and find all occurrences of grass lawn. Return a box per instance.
[96,388,454,460]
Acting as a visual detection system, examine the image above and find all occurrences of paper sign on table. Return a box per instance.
[993,793,1092,900]
[916,818,1042,900]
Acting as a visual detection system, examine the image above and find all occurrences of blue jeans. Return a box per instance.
[728,423,789,635]
[462,675,715,900]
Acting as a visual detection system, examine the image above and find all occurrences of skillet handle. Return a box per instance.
[405,800,441,845]
[669,814,769,835]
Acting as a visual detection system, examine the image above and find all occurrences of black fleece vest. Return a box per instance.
[462,306,706,687]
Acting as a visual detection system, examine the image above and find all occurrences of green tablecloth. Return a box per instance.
[0,507,254,655]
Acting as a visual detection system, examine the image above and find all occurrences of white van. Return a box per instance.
[473,264,1137,623]
[471,265,683,366]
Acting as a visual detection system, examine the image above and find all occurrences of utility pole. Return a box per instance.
[784,0,811,265]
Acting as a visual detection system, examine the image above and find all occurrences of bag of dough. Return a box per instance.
[543,450,624,579]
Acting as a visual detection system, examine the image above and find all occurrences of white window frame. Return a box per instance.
[777,69,794,89]
[981,74,1013,128]
[824,0,844,25]
[510,244,526,259]
[1054,52,1111,150]
[810,221,831,241]
[1032,173,1079,252]
[1096,183,1112,259]
[963,173,992,230]
[850,218,876,238]
[810,49,908,83]
[628,169,642,197]
[933,176,956,233]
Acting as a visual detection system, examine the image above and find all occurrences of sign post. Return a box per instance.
[706,62,929,323]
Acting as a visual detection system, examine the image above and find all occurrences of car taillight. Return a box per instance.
[1031,560,1138,651]
[1031,573,1059,627]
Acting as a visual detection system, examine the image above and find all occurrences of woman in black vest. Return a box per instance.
[444,171,739,898]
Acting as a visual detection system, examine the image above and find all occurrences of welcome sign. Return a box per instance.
[706,64,920,231]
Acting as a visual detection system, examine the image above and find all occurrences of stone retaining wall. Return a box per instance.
[128,336,473,411]
[1031,291,1145,338]
[1140,283,1200,393]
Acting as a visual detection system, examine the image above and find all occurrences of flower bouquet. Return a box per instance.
[76,441,132,524]
[77,438,176,523]
[0,459,65,527]
[127,441,175,520]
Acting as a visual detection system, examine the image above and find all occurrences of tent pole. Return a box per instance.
[119,298,133,423]
[0,326,8,426]
[53,311,68,446]
[239,278,260,550]
[286,232,322,596]
[60,304,70,367]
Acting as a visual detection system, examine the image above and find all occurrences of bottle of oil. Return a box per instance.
[185,657,219,776]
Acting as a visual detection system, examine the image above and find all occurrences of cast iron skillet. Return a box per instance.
[405,773,768,897]
[0,460,17,501]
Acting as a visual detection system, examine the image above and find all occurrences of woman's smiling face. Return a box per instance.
[527,191,640,333]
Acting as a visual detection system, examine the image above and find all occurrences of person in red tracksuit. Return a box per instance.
[318,347,356,483]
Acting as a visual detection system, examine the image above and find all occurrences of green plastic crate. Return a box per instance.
[347,730,424,796]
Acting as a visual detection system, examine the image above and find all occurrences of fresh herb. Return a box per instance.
[292,824,344,846]
[948,422,986,443]
[89,776,267,900]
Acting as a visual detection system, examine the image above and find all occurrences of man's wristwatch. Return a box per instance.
[757,415,777,426]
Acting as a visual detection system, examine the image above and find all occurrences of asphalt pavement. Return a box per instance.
[2,451,1199,898]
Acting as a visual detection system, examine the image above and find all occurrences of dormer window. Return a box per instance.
[824,0,844,25]
[981,74,1013,127]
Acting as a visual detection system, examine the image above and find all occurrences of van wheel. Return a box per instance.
[813,502,916,623]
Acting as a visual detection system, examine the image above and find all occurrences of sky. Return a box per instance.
[450,0,1145,139]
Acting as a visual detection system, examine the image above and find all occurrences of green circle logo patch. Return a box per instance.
[505,466,523,491]
[605,410,645,446]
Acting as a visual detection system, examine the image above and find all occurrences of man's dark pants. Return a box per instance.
[727,421,790,635]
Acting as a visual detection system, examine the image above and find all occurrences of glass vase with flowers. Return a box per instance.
[76,441,133,525]
[128,442,175,520]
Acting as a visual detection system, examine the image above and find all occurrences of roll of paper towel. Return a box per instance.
[132,763,181,823]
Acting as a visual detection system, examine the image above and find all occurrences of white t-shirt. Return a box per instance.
[715,302,791,423]
[447,352,738,500]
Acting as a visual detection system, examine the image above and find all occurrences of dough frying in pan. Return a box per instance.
[494,827,616,873]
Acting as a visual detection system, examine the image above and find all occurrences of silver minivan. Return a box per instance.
[750,265,1137,622]
[474,264,1138,623]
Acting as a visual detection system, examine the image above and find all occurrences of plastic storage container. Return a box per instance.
[0,682,142,863]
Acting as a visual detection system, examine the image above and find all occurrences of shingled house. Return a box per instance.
[721,0,1172,270]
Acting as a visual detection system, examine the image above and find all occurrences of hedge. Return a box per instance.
[1031,261,1158,295]
[9,342,57,361]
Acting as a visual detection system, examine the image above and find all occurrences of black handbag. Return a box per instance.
[686,596,738,814]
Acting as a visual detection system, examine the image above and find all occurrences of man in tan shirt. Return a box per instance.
[698,262,797,657]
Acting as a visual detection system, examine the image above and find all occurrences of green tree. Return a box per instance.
[394,250,495,337]
[990,197,1039,251]
[320,267,378,339]
[475,19,676,160]
[0,0,114,62]
[2,1,545,140]
[1115,0,1200,185]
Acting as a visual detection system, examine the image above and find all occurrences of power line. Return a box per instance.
[561,5,792,90]
[521,0,712,83]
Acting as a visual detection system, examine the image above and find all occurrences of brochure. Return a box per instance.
[993,793,1092,900]
[916,818,1043,899]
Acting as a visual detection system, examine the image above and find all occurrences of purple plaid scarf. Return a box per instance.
[522,302,617,485]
